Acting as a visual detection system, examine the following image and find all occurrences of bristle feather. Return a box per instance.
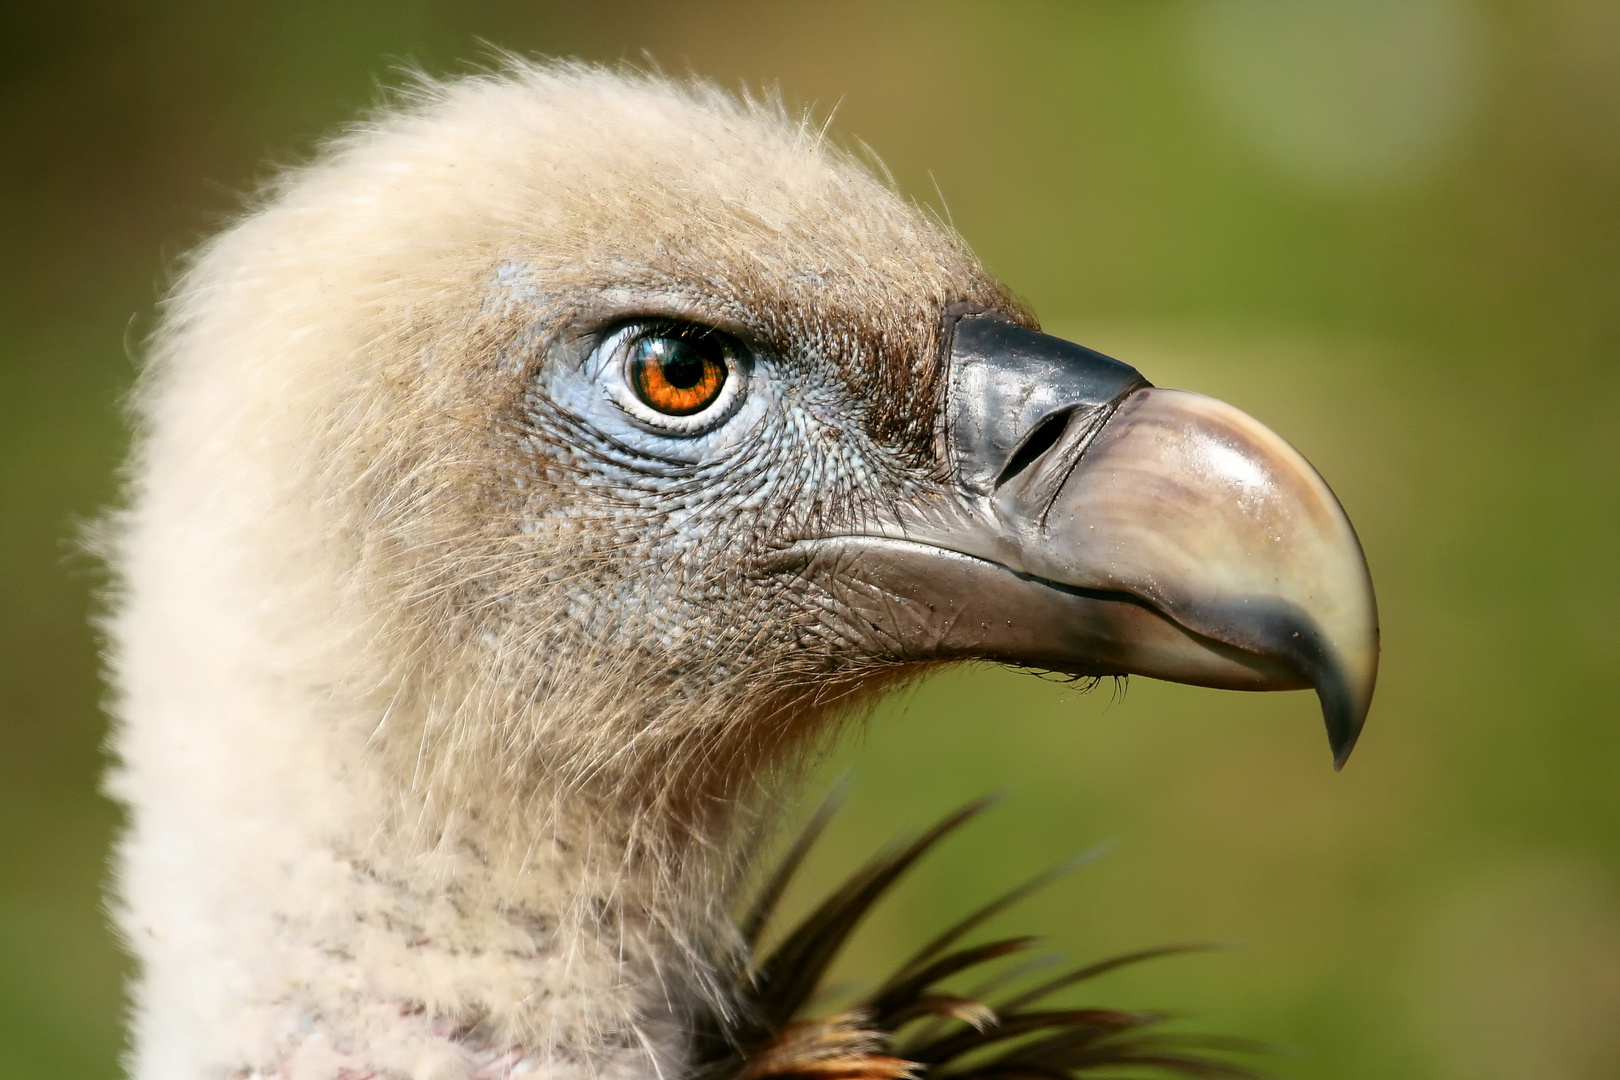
[888,854,1096,985]
[750,797,997,1030]
[741,782,850,950]
[994,945,1220,1014]
[702,803,1262,1080]
[869,938,1037,1028]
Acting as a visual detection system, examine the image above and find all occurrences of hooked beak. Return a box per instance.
[787,313,1379,767]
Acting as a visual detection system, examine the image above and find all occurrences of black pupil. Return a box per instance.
[657,340,709,390]
[647,336,712,388]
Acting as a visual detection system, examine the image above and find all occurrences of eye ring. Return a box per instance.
[594,321,749,436]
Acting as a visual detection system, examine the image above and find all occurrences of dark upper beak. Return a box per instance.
[786,312,1379,767]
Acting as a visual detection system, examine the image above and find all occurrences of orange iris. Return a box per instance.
[629,334,728,416]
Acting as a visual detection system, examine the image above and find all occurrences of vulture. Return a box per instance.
[104,63,1378,1080]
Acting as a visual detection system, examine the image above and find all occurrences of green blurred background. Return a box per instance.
[2,2,1616,1077]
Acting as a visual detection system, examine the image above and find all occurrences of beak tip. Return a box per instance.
[1325,694,1369,771]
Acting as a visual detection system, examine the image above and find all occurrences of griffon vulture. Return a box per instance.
[104,63,1377,1080]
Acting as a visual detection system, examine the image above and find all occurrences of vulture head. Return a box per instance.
[107,63,1377,1080]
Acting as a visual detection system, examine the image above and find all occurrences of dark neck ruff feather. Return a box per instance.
[697,797,1264,1080]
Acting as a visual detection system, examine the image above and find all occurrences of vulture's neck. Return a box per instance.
[116,633,746,1079]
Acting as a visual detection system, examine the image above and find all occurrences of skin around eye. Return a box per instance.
[629,334,729,416]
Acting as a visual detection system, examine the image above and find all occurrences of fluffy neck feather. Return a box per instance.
[110,603,758,1079]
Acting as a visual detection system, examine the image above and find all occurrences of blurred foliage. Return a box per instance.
[1,2,1616,1078]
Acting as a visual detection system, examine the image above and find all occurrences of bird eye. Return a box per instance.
[594,321,748,437]
[628,334,728,416]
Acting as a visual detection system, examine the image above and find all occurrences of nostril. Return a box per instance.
[995,409,1072,488]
